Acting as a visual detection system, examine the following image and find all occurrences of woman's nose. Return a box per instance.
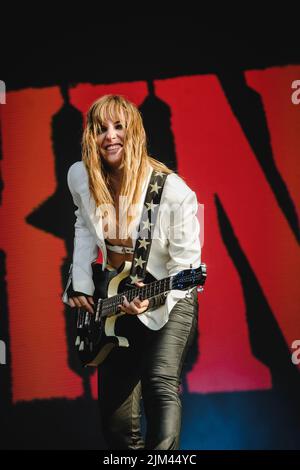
[107,127,117,140]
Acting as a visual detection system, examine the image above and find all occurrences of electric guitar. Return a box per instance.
[75,261,207,367]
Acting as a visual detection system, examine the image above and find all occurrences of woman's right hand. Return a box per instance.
[68,295,95,314]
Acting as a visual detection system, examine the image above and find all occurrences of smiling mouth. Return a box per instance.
[105,144,122,150]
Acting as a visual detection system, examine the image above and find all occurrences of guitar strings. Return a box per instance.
[100,271,203,316]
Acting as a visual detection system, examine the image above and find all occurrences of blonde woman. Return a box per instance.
[63,94,201,450]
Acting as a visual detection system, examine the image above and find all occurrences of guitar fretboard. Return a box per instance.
[101,276,173,317]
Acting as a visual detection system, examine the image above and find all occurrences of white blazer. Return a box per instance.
[62,161,201,330]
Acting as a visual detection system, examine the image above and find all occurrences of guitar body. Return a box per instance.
[76,261,156,367]
[75,261,207,368]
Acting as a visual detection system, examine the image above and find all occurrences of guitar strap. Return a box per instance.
[128,169,168,284]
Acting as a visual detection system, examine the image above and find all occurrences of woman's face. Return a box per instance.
[97,118,125,171]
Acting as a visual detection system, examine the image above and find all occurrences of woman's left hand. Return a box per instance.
[118,281,149,315]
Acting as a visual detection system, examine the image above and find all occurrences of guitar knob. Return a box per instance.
[197,286,204,293]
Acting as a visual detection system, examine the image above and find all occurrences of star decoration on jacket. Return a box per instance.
[142,219,154,231]
[146,200,158,213]
[155,171,164,178]
[138,238,150,250]
[130,274,143,284]
[150,181,161,194]
[134,256,146,268]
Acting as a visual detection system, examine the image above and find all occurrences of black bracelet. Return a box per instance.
[67,283,89,298]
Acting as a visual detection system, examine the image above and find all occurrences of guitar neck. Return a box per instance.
[98,263,206,319]
[101,276,173,317]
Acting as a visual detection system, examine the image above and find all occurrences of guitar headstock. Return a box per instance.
[171,262,207,291]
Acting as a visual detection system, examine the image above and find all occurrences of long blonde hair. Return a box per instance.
[82,94,173,231]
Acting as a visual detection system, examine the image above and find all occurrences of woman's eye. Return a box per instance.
[97,123,123,134]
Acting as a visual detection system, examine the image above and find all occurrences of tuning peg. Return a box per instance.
[79,341,85,351]
[75,336,80,346]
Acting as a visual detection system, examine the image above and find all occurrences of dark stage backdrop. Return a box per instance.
[0,32,300,450]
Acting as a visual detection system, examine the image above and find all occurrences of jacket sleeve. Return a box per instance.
[62,166,99,305]
[166,190,201,276]
[141,190,201,329]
